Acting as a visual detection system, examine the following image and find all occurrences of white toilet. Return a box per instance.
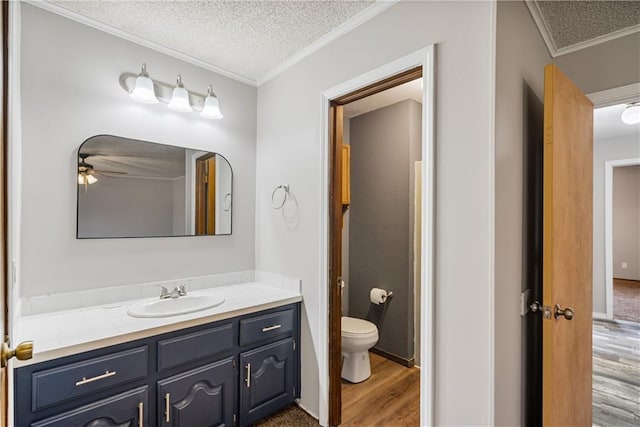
[341,316,379,383]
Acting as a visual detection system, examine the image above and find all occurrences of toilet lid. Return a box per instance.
[342,316,377,337]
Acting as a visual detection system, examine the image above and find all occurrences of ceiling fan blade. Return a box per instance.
[93,169,128,175]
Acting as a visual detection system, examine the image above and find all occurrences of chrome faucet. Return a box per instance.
[160,284,187,299]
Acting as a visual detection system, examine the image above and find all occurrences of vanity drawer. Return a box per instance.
[157,322,233,372]
[31,346,148,412]
[239,308,294,346]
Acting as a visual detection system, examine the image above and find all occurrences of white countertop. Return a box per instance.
[14,282,302,367]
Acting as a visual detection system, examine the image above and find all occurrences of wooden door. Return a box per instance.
[328,104,343,427]
[542,64,593,426]
[195,154,216,235]
[1,2,9,424]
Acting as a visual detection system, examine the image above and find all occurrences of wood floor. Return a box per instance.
[341,352,420,426]
[593,319,640,427]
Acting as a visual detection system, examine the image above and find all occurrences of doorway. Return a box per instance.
[593,99,640,426]
[322,47,435,427]
[339,76,422,425]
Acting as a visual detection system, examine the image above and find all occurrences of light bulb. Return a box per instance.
[167,75,193,112]
[129,63,158,104]
[201,86,223,119]
[78,173,97,185]
[621,103,640,125]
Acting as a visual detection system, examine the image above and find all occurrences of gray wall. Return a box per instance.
[341,118,350,316]
[593,133,640,313]
[348,99,421,361]
[78,177,177,238]
[495,1,551,425]
[554,32,640,94]
[19,4,257,296]
[613,166,640,280]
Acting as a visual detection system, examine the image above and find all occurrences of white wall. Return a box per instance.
[593,133,640,313]
[215,154,233,234]
[19,3,257,296]
[172,176,186,235]
[78,176,176,238]
[495,1,550,425]
[255,1,496,424]
[613,165,640,280]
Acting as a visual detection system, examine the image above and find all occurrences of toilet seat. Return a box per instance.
[341,316,377,338]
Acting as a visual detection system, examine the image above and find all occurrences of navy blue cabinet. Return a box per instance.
[239,338,295,426]
[157,357,235,426]
[31,386,148,427]
[14,303,300,427]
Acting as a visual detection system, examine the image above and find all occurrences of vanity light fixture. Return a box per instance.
[129,63,158,104]
[621,102,640,125]
[121,65,223,120]
[167,75,193,112]
[201,86,223,119]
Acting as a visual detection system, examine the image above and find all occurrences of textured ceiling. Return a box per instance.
[535,1,640,50]
[48,0,375,82]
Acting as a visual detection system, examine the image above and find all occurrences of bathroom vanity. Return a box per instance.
[13,283,301,427]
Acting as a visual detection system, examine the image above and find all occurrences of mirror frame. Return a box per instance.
[76,134,233,239]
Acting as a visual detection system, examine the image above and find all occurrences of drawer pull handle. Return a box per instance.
[262,324,282,332]
[245,363,251,388]
[75,370,116,386]
[165,393,171,423]
[138,402,144,427]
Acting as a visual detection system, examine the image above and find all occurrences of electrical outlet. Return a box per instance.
[622,262,628,269]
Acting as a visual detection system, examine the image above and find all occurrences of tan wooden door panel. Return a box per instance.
[542,64,593,426]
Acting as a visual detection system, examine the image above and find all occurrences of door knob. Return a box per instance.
[554,304,574,320]
[1,339,33,367]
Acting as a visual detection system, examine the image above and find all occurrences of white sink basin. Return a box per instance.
[127,295,225,318]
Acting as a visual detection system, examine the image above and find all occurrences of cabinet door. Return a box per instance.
[240,338,294,426]
[157,357,235,427]
[31,386,147,427]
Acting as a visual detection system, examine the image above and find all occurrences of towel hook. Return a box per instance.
[271,184,290,209]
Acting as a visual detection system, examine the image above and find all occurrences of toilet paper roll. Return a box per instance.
[370,288,388,305]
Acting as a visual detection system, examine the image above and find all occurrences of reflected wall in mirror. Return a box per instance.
[77,135,232,238]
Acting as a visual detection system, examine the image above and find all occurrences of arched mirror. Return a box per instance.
[77,135,232,238]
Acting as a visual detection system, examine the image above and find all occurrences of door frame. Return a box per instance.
[604,158,640,319]
[587,83,640,320]
[319,45,436,426]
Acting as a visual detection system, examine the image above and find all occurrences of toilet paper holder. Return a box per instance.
[370,288,393,305]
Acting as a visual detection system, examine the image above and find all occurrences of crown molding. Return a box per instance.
[588,83,640,108]
[256,0,398,86]
[553,24,640,57]
[26,0,258,86]
[524,1,556,57]
[525,1,640,58]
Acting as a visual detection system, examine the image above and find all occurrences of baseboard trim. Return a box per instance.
[613,277,640,284]
[593,312,608,320]
[370,348,415,368]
